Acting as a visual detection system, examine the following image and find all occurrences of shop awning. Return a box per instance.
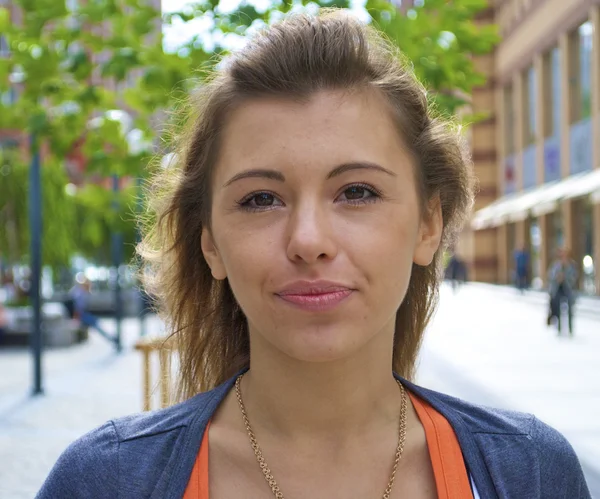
[471,169,600,230]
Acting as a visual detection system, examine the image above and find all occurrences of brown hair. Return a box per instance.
[139,10,475,401]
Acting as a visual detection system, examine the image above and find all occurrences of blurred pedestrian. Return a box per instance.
[447,253,466,292]
[2,271,17,304]
[547,248,578,335]
[38,12,590,499]
[69,278,115,344]
[513,246,529,292]
[0,302,7,346]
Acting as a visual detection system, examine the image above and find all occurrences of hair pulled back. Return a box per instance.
[139,10,474,400]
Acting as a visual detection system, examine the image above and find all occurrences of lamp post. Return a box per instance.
[29,134,43,395]
[90,110,132,353]
[104,111,151,348]
[11,64,44,395]
[112,173,123,353]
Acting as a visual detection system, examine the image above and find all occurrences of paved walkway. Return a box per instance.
[0,316,165,499]
[0,284,598,498]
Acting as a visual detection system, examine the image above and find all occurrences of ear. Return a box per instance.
[201,227,227,280]
[413,196,443,266]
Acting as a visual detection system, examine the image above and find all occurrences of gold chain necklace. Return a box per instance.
[234,374,408,499]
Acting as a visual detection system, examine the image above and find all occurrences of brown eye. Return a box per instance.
[238,191,284,211]
[344,186,368,200]
[336,184,380,203]
[254,193,275,206]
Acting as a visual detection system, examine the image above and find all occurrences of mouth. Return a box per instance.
[275,281,355,312]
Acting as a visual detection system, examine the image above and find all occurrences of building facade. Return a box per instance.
[467,0,600,295]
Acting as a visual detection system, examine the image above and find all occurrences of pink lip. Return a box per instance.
[275,281,354,312]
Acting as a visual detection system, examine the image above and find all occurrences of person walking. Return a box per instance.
[547,248,578,335]
[0,301,7,346]
[38,11,590,499]
[513,247,529,292]
[69,277,116,344]
[2,271,18,304]
[446,253,466,292]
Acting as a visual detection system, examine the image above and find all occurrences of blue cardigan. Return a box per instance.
[37,373,591,498]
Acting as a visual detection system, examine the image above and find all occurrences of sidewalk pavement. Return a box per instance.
[417,282,600,497]
[0,316,165,499]
[471,281,600,318]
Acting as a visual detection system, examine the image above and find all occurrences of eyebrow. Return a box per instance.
[223,161,397,187]
[327,162,397,180]
[223,169,285,187]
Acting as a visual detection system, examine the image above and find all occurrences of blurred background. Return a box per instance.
[0,0,599,497]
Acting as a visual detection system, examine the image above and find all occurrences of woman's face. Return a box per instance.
[202,89,442,364]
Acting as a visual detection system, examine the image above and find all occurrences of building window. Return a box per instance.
[543,47,561,183]
[550,47,561,136]
[544,47,561,138]
[504,84,515,155]
[579,21,593,120]
[524,65,536,145]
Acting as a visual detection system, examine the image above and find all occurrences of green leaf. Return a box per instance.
[0,7,9,32]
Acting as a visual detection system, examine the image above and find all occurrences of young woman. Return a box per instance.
[38,11,590,499]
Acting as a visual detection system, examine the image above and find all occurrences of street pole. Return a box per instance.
[112,174,123,352]
[29,134,43,395]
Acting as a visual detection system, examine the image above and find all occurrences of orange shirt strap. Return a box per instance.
[183,421,210,499]
[408,392,474,499]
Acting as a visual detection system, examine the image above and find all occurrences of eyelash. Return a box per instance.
[236,183,383,212]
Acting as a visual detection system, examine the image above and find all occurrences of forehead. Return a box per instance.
[213,89,414,182]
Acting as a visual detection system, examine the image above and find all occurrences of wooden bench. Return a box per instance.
[134,335,177,411]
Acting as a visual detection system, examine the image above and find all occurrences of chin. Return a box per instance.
[274,326,368,364]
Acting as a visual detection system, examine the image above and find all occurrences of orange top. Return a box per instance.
[184,393,473,499]
[183,420,210,499]
[408,392,474,499]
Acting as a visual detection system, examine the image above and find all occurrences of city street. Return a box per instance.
[0,285,598,498]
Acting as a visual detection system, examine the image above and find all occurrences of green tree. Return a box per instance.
[367,0,498,115]
[0,147,28,264]
[0,0,158,269]
[0,0,497,271]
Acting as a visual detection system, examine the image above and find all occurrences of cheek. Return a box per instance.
[343,208,419,300]
[343,206,419,265]
[213,223,279,299]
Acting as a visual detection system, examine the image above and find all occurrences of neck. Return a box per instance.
[240,331,402,440]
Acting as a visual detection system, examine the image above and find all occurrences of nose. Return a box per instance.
[285,202,338,264]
